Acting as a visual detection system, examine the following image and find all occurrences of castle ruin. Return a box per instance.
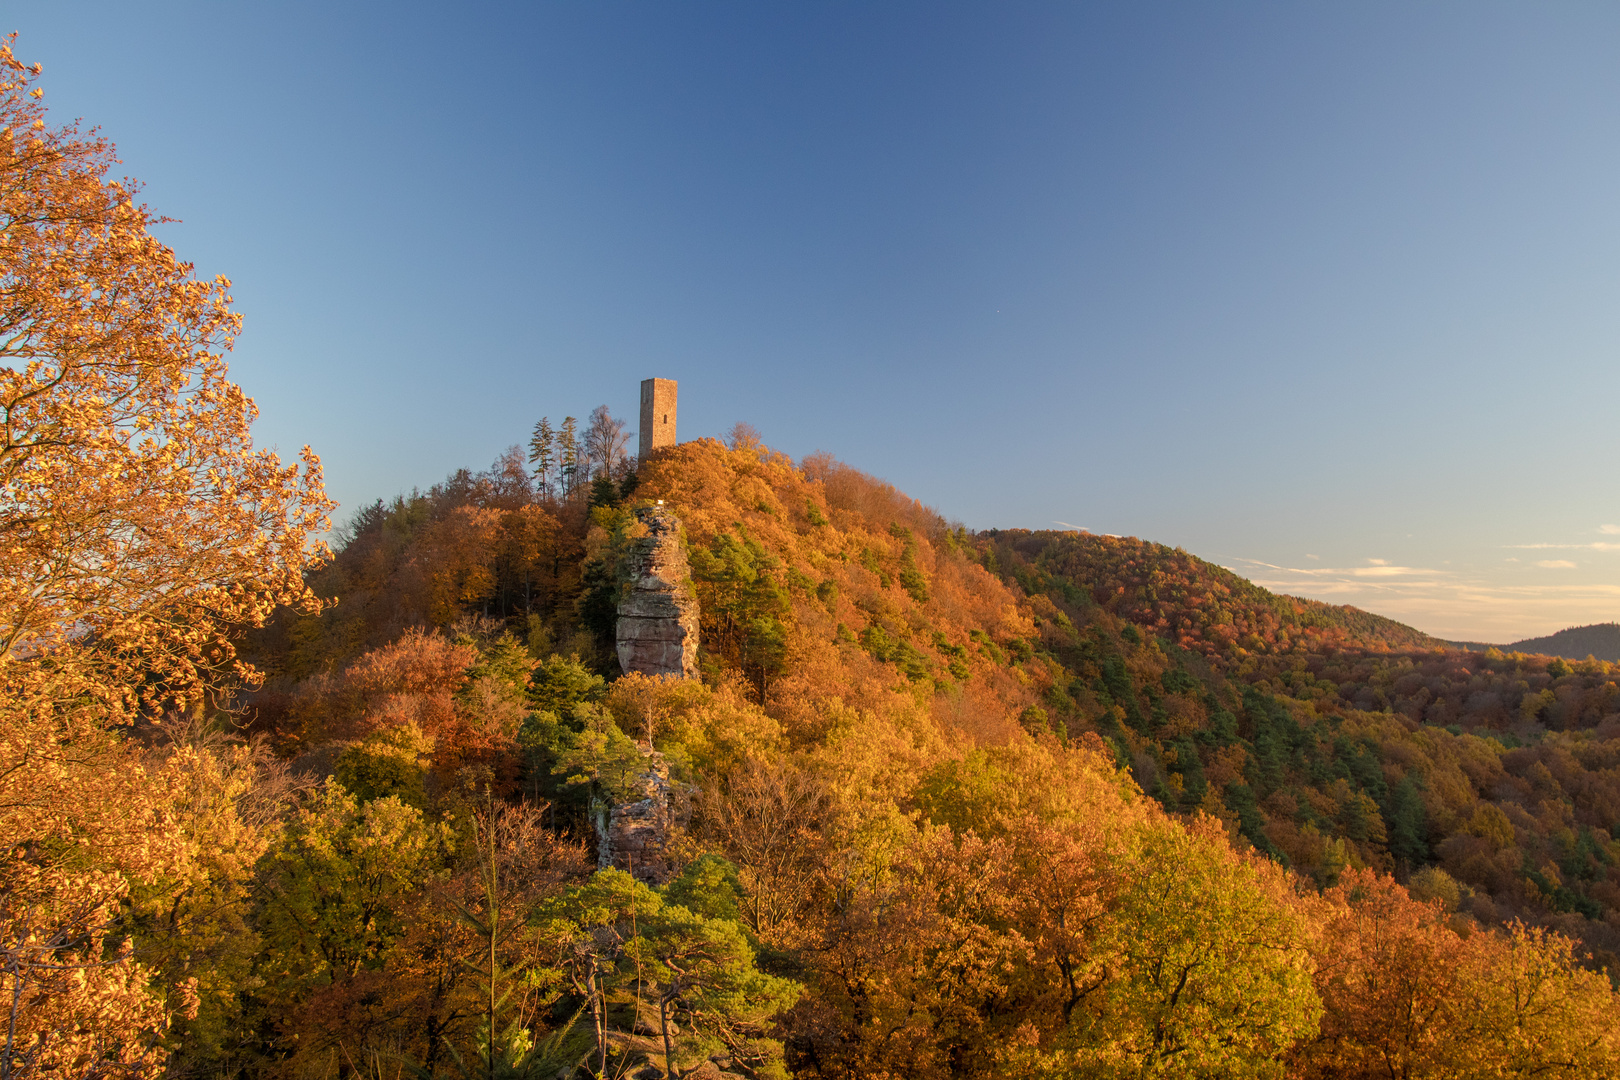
[638,377,677,461]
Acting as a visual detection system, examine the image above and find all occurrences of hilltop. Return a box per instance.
[1511,623,1620,661]
[975,528,1442,658]
[246,437,1620,988]
[1453,623,1620,663]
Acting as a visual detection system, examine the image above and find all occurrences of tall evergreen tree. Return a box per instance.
[528,416,555,498]
[557,416,579,498]
[1386,775,1429,869]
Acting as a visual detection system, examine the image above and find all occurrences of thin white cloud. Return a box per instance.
[1051,520,1089,531]
[1535,560,1577,569]
[1221,555,1620,641]
[1508,541,1620,551]
[1231,557,1436,580]
[1601,524,1620,535]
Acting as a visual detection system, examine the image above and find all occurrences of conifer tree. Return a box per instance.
[528,417,555,499]
[557,417,579,498]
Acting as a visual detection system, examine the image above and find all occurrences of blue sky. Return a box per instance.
[13,3,1620,641]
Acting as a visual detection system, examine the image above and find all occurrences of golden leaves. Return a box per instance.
[0,33,332,1077]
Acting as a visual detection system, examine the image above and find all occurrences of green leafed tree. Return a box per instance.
[998,811,1320,1080]
[1073,815,1319,1078]
[557,417,579,498]
[690,528,791,699]
[536,868,799,1079]
[256,780,450,1006]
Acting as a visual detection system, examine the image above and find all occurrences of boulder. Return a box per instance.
[677,1064,725,1080]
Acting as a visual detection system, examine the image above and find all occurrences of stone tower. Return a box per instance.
[639,378,677,460]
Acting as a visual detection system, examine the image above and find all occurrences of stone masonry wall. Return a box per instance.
[638,377,678,460]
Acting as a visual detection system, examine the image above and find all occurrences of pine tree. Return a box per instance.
[528,417,555,498]
[557,416,579,498]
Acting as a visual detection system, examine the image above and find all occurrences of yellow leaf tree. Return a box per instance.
[0,36,332,1078]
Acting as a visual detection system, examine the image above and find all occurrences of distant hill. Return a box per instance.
[976,529,1443,658]
[1507,623,1620,662]
[1447,624,1620,661]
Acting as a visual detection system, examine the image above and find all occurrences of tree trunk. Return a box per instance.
[660,985,678,1078]
[588,967,606,1075]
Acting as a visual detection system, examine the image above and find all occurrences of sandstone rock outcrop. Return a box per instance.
[616,505,700,679]
[598,752,676,884]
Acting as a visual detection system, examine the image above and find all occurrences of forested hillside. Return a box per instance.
[207,432,1620,1078]
[979,530,1442,657]
[973,529,1620,973]
[1509,623,1620,663]
[20,412,1620,1078]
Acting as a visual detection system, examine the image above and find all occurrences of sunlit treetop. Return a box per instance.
[0,35,334,711]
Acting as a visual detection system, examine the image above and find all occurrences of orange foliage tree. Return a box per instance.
[1298,868,1620,1078]
[0,38,332,1077]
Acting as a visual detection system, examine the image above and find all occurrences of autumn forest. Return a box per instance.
[6,37,1620,1080]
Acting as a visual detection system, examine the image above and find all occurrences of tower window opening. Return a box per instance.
[663,414,668,423]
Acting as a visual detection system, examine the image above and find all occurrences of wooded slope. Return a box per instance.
[1511,623,1620,662]
[221,435,1620,1078]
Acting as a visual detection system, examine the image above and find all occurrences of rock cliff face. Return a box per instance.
[598,753,676,884]
[615,505,700,679]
